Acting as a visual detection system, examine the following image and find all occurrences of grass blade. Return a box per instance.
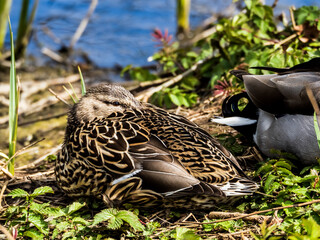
[63,86,76,104]
[8,17,19,175]
[68,82,79,102]
[78,66,86,96]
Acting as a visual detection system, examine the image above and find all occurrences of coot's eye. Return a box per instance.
[113,101,120,106]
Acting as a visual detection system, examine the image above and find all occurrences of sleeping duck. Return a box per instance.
[213,58,320,165]
[55,84,258,208]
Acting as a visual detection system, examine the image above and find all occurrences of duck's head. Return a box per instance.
[70,84,141,123]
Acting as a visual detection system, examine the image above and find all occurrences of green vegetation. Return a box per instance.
[2,0,320,239]
[6,186,144,239]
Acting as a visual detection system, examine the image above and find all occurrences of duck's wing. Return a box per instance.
[132,134,225,197]
[231,70,320,114]
[80,117,225,198]
[145,104,246,174]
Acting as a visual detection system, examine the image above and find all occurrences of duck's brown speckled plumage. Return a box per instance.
[55,84,258,208]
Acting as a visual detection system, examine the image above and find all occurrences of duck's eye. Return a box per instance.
[112,101,120,106]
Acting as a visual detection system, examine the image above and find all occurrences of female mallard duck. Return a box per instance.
[213,58,320,164]
[55,84,258,208]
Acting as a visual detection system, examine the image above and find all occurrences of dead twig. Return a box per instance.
[41,47,64,63]
[290,6,296,29]
[0,166,13,180]
[17,144,61,171]
[0,138,45,179]
[70,0,98,48]
[49,88,71,106]
[208,211,274,224]
[0,181,8,210]
[0,224,14,240]
[306,85,320,115]
[179,198,320,226]
[136,56,213,102]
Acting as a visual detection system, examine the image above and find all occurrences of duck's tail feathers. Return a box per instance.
[212,116,257,127]
[216,178,259,197]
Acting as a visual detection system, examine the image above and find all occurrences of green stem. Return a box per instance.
[16,0,39,59]
[176,0,190,36]
[0,0,12,51]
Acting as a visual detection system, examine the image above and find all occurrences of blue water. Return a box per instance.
[8,0,320,68]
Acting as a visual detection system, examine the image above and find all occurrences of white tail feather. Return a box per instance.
[212,117,257,127]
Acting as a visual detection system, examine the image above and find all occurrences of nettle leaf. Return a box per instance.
[28,213,49,235]
[107,215,123,230]
[30,186,54,197]
[8,188,28,198]
[72,216,89,226]
[174,227,201,240]
[23,229,44,240]
[30,202,50,213]
[52,228,59,239]
[30,202,64,218]
[93,208,119,226]
[117,210,144,231]
[56,221,71,231]
[65,201,86,215]
[62,231,75,240]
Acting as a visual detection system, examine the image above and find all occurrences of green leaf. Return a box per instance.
[72,216,89,226]
[8,188,28,198]
[28,213,49,235]
[93,208,118,226]
[117,210,144,231]
[175,227,201,240]
[107,218,123,230]
[52,228,59,239]
[264,174,277,192]
[65,201,86,215]
[56,221,70,231]
[275,160,292,170]
[168,93,181,106]
[23,229,44,240]
[30,202,64,218]
[62,230,75,240]
[30,186,54,198]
